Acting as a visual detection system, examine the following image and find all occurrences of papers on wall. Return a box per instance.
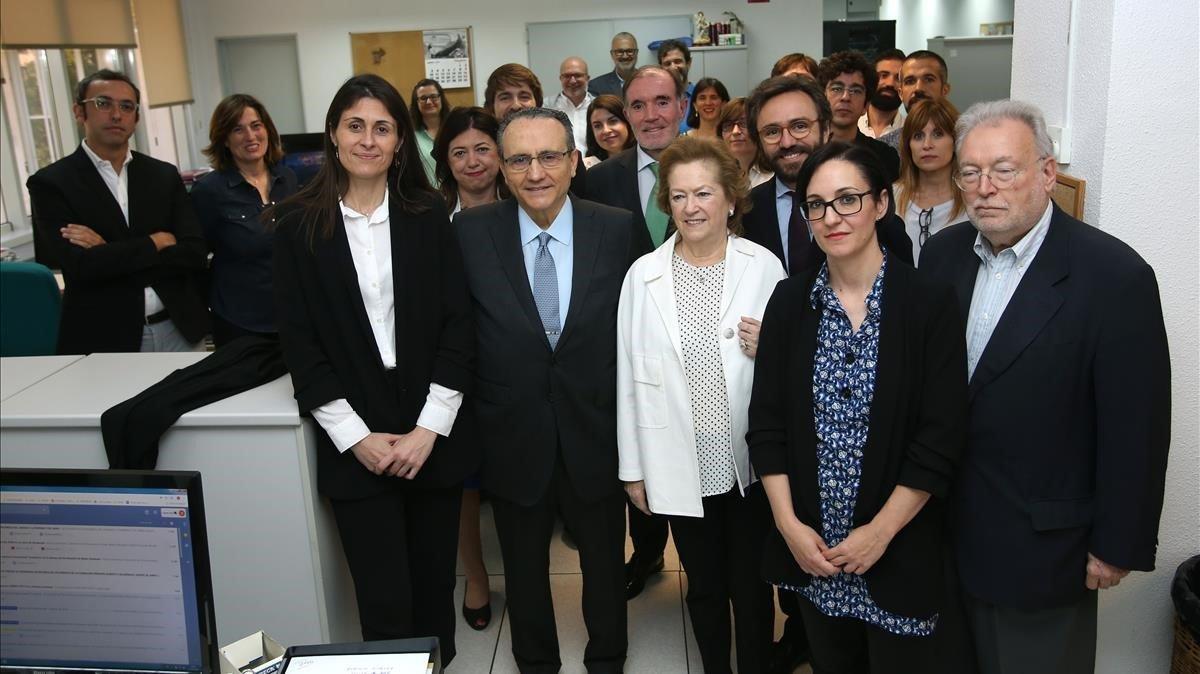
[423,29,471,88]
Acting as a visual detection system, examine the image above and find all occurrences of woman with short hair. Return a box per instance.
[584,94,635,168]
[618,136,784,673]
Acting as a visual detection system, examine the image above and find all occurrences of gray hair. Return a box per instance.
[955,99,1055,158]
[613,31,637,45]
[496,107,575,156]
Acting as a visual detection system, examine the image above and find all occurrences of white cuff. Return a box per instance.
[416,383,463,437]
[311,398,370,453]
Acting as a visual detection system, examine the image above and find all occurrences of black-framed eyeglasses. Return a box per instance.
[758,118,817,144]
[417,94,442,103]
[918,207,934,247]
[81,96,139,115]
[561,73,587,81]
[503,150,571,172]
[804,190,874,220]
[610,48,637,56]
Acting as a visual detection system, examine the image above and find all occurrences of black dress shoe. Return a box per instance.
[623,554,665,600]
[766,637,810,674]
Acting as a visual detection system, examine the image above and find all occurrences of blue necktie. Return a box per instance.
[533,232,561,348]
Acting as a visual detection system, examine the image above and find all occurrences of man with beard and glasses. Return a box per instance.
[859,49,906,139]
[879,50,951,150]
[590,32,640,98]
[742,76,912,279]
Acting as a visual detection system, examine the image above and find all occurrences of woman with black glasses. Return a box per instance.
[894,98,966,265]
[749,141,967,673]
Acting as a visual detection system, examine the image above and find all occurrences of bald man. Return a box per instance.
[549,56,595,150]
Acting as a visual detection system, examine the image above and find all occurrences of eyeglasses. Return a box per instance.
[918,207,933,247]
[610,48,637,57]
[561,73,587,81]
[418,94,442,103]
[954,156,1048,191]
[827,83,867,99]
[719,118,747,135]
[81,96,139,115]
[503,150,571,172]
[758,118,817,144]
[804,190,874,220]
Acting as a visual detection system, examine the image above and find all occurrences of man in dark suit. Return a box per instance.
[26,69,207,355]
[816,50,900,182]
[455,107,633,673]
[586,64,685,599]
[588,32,639,98]
[920,99,1171,674]
[743,75,913,282]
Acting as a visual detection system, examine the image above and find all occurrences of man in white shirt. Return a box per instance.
[26,69,208,354]
[549,56,594,151]
[858,48,906,139]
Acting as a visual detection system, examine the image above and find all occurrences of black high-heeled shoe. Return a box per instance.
[461,581,492,631]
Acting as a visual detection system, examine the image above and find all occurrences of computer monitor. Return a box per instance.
[0,469,218,674]
[279,133,327,187]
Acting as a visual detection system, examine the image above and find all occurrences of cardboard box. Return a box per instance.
[220,631,286,674]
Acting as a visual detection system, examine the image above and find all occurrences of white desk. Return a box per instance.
[0,352,358,646]
[0,355,83,401]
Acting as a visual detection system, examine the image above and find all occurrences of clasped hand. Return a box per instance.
[781,518,891,577]
[350,427,437,480]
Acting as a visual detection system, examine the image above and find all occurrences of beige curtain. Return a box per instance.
[131,0,193,107]
[1,0,137,49]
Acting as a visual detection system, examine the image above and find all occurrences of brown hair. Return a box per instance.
[770,53,819,78]
[745,75,832,149]
[484,64,543,115]
[432,106,503,206]
[656,136,752,237]
[896,98,965,220]
[409,78,450,132]
[716,97,772,175]
[585,94,635,161]
[203,94,284,171]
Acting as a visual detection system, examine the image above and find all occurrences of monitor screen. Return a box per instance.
[0,469,217,674]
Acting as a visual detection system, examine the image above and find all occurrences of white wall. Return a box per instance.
[179,0,823,163]
[880,0,1014,55]
[1012,0,1200,672]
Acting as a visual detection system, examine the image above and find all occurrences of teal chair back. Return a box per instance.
[0,261,62,356]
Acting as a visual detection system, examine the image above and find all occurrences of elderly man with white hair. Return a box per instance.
[920,99,1172,674]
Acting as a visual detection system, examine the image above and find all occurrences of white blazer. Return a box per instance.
[617,233,787,517]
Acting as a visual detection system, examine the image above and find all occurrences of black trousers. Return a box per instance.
[627,498,669,565]
[330,483,464,664]
[667,483,775,674]
[796,594,937,674]
[492,458,627,674]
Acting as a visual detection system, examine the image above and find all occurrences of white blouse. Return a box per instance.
[894,184,964,266]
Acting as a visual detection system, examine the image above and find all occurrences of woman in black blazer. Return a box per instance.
[748,142,967,673]
[272,74,475,662]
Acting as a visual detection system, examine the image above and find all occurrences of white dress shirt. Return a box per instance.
[311,193,463,452]
[549,90,594,151]
[80,139,165,316]
[518,199,574,323]
[965,201,1054,379]
[858,109,905,139]
[636,145,659,217]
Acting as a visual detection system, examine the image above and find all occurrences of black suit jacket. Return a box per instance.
[588,70,625,98]
[454,196,635,506]
[920,205,1172,610]
[748,259,968,618]
[27,146,209,354]
[273,193,476,499]
[585,148,656,257]
[854,130,900,184]
[742,176,914,275]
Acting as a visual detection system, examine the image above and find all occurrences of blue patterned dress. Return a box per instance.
[778,254,937,636]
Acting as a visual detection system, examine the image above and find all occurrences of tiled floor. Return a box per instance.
[450,501,813,673]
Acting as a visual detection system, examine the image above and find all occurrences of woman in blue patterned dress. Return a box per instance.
[747,141,968,672]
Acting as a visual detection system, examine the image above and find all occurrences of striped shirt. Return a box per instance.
[965,201,1054,379]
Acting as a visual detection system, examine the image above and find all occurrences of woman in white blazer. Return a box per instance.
[617,136,785,674]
